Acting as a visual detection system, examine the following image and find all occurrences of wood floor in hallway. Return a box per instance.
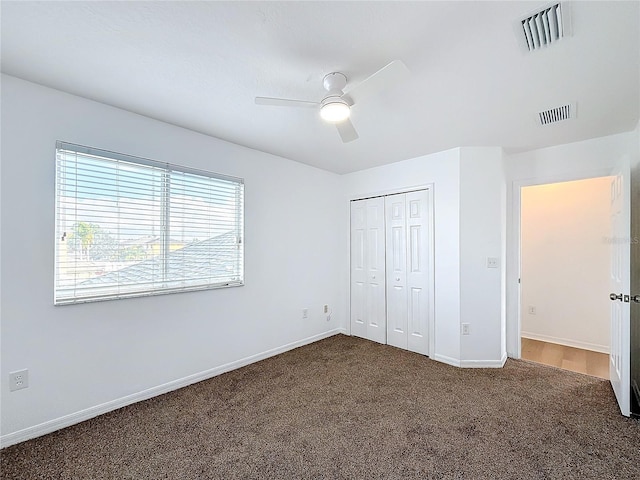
[521,338,609,380]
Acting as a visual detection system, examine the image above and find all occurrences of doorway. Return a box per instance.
[519,177,613,378]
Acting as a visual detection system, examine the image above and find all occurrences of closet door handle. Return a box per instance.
[632,295,640,304]
[610,293,623,301]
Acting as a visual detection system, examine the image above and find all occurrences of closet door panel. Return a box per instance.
[386,194,408,349]
[406,190,431,355]
[366,197,387,344]
[350,197,386,343]
[350,201,367,339]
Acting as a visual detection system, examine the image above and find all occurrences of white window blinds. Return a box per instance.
[55,141,244,305]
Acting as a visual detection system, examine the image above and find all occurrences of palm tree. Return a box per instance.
[74,222,98,260]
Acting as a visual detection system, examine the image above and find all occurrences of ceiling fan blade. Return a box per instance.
[344,60,410,105]
[255,97,319,108]
[336,118,359,143]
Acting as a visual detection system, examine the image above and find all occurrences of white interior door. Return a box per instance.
[609,159,631,416]
[350,197,386,344]
[352,190,432,352]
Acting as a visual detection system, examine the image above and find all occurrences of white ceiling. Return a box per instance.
[1,1,638,174]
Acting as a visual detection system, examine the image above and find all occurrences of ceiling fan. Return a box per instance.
[255,60,410,143]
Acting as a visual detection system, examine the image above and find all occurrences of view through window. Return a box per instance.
[55,142,244,305]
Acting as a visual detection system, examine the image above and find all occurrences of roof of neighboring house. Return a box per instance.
[81,232,239,287]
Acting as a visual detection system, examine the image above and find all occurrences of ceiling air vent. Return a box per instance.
[537,103,575,126]
[517,2,571,52]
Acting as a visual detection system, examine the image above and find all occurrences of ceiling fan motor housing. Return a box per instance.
[323,72,347,92]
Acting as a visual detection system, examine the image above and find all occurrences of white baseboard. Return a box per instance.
[0,329,344,449]
[345,334,508,369]
[460,352,508,368]
[434,352,507,369]
[521,331,609,354]
[433,354,461,367]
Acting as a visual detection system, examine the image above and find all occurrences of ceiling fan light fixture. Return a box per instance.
[255,61,409,141]
[320,101,350,123]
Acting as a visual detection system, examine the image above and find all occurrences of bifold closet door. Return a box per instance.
[385,190,430,355]
[350,197,386,344]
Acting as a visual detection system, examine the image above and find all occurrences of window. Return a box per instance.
[55,141,244,305]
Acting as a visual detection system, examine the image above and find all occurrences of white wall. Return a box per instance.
[521,178,612,353]
[0,75,343,446]
[459,147,505,364]
[504,130,640,356]
[341,149,462,364]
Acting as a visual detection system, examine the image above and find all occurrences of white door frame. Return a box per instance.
[348,184,435,357]
[507,168,614,358]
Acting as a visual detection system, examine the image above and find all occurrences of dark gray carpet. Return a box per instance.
[2,334,639,479]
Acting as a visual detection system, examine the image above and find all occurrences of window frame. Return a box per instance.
[54,141,244,305]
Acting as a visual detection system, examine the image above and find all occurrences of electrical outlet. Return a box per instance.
[487,257,499,268]
[462,323,470,335]
[302,308,308,319]
[9,369,29,392]
[528,306,537,315]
